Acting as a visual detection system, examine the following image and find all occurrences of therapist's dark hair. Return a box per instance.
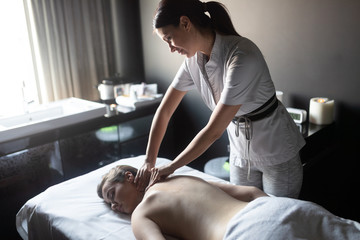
[97,165,138,199]
[153,0,240,36]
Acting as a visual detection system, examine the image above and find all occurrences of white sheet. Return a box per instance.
[224,197,360,240]
[16,156,225,240]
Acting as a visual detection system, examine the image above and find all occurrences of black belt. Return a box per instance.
[232,93,278,123]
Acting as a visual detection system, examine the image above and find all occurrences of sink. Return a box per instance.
[0,98,106,143]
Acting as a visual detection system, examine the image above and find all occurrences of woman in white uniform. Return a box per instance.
[135,0,305,198]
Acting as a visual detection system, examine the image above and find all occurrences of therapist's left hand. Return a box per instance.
[146,164,175,191]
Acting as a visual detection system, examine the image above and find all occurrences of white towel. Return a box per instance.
[224,197,360,240]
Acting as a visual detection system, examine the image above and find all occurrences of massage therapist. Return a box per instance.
[135,0,305,198]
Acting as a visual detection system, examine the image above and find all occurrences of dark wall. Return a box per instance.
[110,0,145,82]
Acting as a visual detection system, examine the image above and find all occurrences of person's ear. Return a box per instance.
[179,16,191,31]
[125,171,135,183]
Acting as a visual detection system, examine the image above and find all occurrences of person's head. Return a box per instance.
[153,0,239,57]
[97,165,142,215]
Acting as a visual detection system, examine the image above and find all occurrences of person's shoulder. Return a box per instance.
[143,189,162,203]
[219,34,258,54]
[132,192,159,219]
[220,34,254,46]
[135,189,166,215]
[131,192,165,239]
[220,35,263,67]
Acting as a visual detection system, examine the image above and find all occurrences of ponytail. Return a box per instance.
[206,1,240,36]
[153,0,240,36]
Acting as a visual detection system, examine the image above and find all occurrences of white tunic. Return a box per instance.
[172,33,305,167]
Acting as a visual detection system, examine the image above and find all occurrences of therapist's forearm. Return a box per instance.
[168,102,241,171]
[145,86,186,165]
[145,109,170,164]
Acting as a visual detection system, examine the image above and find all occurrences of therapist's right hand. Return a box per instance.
[135,161,154,192]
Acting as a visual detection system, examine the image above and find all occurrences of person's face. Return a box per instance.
[102,172,140,215]
[156,16,196,58]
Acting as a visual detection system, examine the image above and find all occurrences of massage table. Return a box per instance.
[16,155,360,240]
[16,156,225,240]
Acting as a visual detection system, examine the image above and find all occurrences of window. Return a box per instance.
[0,1,38,117]
[0,0,145,119]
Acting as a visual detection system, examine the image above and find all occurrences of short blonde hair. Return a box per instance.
[97,165,138,199]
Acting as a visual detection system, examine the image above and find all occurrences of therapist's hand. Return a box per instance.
[135,162,153,192]
[146,164,175,191]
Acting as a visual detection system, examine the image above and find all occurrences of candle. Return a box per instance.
[276,91,283,102]
[309,97,335,125]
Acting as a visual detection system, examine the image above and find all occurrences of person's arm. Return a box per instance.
[135,86,186,190]
[148,102,242,187]
[132,210,166,240]
[171,102,241,168]
[145,86,186,164]
[209,181,269,202]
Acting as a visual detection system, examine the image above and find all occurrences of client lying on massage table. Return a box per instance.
[97,165,360,240]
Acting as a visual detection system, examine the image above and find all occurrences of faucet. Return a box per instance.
[22,81,35,114]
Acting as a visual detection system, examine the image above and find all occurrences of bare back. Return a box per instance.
[132,176,249,240]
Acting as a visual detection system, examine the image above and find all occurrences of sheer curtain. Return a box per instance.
[24,0,144,103]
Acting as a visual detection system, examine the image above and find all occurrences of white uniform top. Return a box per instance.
[172,33,305,167]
